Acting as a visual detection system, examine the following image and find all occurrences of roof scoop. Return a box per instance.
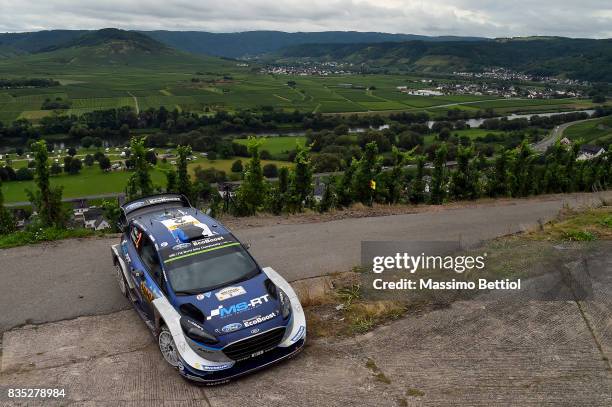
[175,223,215,243]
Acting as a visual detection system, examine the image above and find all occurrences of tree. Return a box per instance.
[126,137,154,200]
[99,155,111,171]
[0,178,15,234]
[84,154,94,167]
[278,167,289,194]
[119,124,130,139]
[176,145,193,202]
[510,141,535,197]
[81,136,94,148]
[409,155,426,204]
[67,147,77,157]
[231,160,243,173]
[449,144,480,200]
[318,176,337,213]
[352,142,380,205]
[145,150,157,165]
[101,200,122,232]
[263,163,278,178]
[165,170,177,192]
[429,143,448,204]
[387,146,410,204]
[489,148,511,197]
[336,158,357,207]
[50,162,62,175]
[68,157,82,175]
[233,137,266,216]
[27,140,66,227]
[63,156,73,173]
[15,167,34,181]
[287,144,313,211]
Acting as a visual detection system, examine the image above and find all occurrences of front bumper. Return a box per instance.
[178,338,305,384]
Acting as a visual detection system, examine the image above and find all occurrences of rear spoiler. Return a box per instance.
[119,194,191,226]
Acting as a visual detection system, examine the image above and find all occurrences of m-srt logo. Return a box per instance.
[206,295,270,320]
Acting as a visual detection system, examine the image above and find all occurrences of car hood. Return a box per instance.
[173,272,284,337]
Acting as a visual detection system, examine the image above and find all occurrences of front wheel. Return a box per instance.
[158,326,180,367]
[114,261,128,297]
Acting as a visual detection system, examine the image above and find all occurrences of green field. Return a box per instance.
[564,117,612,145]
[423,128,506,146]
[0,46,596,122]
[233,136,306,155]
[1,156,293,203]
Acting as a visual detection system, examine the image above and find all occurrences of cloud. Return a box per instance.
[0,0,611,38]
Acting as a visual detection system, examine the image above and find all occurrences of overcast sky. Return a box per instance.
[1,0,611,38]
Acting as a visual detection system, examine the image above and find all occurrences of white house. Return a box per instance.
[577,145,606,161]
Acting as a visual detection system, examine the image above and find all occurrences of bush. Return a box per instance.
[231,159,243,173]
[0,227,94,249]
[263,163,278,178]
[15,167,34,181]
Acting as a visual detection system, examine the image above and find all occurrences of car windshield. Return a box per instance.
[164,245,258,293]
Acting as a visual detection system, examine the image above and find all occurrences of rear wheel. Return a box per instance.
[158,325,180,367]
[114,261,128,297]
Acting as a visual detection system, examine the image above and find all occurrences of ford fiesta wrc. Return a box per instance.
[110,194,306,384]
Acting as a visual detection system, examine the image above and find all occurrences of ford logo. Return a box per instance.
[221,323,243,333]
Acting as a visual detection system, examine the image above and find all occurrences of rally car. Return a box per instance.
[111,194,306,384]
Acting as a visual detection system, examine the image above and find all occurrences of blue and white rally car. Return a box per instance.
[111,194,306,384]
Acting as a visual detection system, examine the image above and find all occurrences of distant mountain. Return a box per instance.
[0,29,229,71]
[0,30,87,54]
[0,29,487,59]
[276,37,612,82]
[143,30,487,58]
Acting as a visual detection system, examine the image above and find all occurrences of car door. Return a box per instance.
[135,230,164,320]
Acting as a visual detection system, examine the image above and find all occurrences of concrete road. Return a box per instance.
[533,117,598,152]
[1,243,610,405]
[1,191,610,333]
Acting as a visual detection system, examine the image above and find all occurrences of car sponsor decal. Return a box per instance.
[206,294,270,320]
[196,292,212,300]
[164,241,241,264]
[221,322,243,333]
[161,215,217,241]
[215,286,247,301]
[291,326,306,342]
[140,281,155,303]
[171,242,191,251]
[243,312,278,328]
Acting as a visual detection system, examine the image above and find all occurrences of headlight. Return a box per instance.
[278,288,292,319]
[180,316,219,345]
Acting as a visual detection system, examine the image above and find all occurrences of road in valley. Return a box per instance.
[533,117,598,152]
[0,191,610,333]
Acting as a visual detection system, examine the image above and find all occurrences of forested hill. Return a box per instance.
[276,37,612,82]
[0,29,486,59]
[143,31,486,58]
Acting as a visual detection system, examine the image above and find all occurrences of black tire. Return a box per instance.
[158,325,180,368]
[114,260,128,298]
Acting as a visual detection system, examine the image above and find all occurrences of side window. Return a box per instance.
[130,225,142,249]
[138,233,163,286]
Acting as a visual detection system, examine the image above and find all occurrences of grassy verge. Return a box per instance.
[303,205,612,339]
[0,227,105,249]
